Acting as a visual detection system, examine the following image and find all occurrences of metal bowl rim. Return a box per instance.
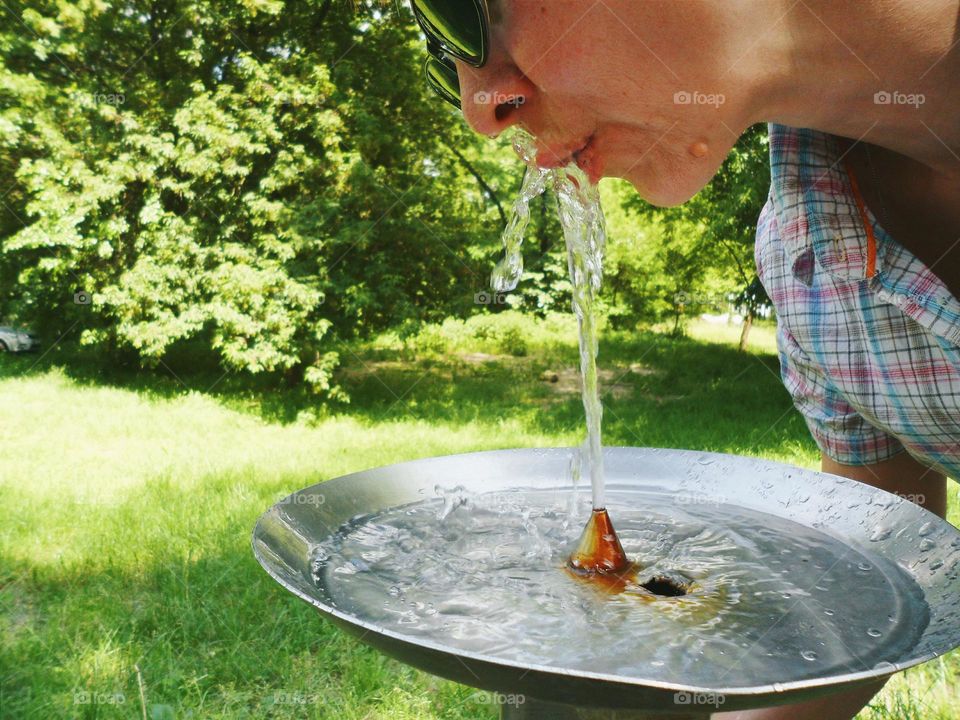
[252,445,955,697]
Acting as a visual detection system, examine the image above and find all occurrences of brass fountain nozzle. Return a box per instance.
[567,508,630,575]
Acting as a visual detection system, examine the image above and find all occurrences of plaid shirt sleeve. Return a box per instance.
[776,323,905,465]
[756,125,960,478]
[756,188,906,467]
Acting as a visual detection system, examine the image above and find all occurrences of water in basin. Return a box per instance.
[311,487,929,688]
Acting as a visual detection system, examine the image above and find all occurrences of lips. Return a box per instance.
[573,135,604,184]
[572,135,599,175]
[533,133,603,183]
[534,134,593,170]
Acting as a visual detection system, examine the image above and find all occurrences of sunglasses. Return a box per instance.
[410,0,491,109]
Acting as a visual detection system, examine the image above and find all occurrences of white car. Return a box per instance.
[0,326,39,352]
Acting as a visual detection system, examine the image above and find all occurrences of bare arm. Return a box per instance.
[821,451,946,518]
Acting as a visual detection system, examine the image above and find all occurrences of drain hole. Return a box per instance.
[641,575,689,597]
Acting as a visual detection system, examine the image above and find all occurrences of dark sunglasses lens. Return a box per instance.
[413,0,484,63]
[425,56,461,108]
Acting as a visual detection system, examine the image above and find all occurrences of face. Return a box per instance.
[456,1,747,206]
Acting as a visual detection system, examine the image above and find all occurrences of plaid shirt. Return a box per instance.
[756,124,960,479]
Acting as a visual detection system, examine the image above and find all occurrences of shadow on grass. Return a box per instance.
[0,473,496,720]
[336,329,805,452]
[0,327,811,458]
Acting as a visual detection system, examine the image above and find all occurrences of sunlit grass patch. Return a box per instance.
[1,318,955,719]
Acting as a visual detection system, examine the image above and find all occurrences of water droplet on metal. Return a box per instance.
[870,526,893,542]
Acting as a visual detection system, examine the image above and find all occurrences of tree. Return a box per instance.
[0,0,520,391]
[611,124,771,339]
[1,0,776,393]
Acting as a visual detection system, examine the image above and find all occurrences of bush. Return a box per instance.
[399,311,580,360]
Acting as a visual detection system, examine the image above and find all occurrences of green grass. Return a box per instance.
[1,316,956,719]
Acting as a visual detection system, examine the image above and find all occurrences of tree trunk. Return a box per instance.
[444,144,507,226]
[738,310,753,352]
[538,191,549,254]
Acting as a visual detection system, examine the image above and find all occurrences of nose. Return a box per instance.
[457,59,536,137]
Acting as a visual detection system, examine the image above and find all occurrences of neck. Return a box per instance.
[732,0,960,174]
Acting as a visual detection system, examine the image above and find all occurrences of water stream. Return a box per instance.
[492,129,608,510]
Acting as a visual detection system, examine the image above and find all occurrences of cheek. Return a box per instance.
[505,18,658,120]
[503,5,608,97]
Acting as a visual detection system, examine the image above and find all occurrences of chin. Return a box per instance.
[622,172,696,208]
[621,160,720,208]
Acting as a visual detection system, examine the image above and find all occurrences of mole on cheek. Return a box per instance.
[689,142,709,159]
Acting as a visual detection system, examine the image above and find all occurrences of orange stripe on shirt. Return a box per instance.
[841,153,878,279]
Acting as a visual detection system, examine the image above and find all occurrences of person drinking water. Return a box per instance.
[407,2,960,718]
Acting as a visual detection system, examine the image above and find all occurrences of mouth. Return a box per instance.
[534,134,602,183]
[572,135,602,183]
[573,134,604,185]
[535,134,593,169]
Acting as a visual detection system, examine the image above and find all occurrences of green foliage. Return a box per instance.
[0,0,525,393]
[395,310,579,359]
[602,191,679,328]
[1,1,772,392]
[606,125,771,332]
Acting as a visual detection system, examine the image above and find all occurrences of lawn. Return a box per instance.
[1,316,956,719]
